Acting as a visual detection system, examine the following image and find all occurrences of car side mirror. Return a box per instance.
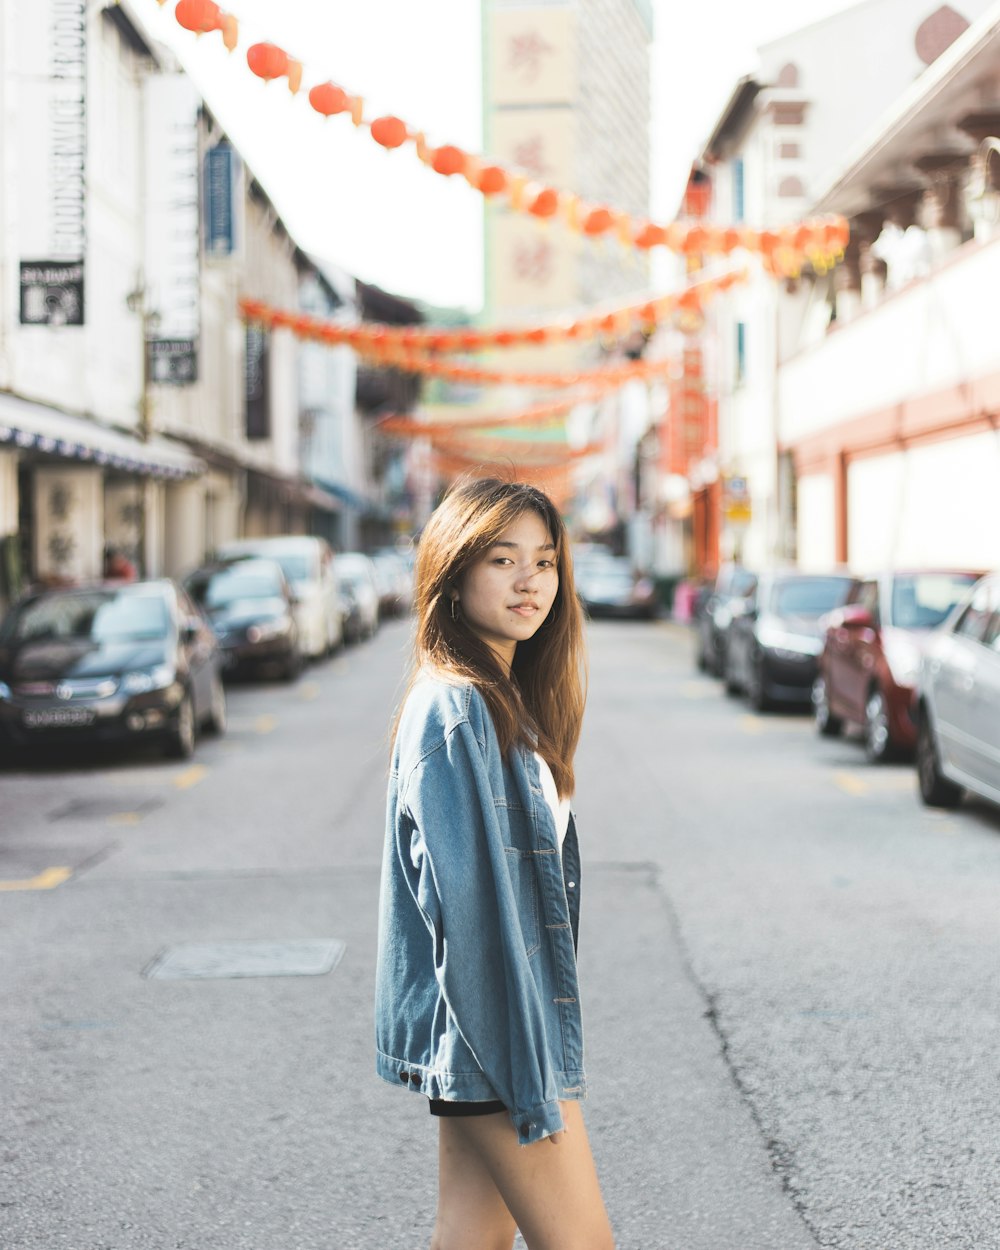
[841,605,875,630]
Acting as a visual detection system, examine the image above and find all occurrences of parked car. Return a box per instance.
[215,536,343,659]
[371,551,413,618]
[915,573,1000,811]
[337,552,380,643]
[724,571,855,710]
[694,564,757,675]
[813,570,982,761]
[0,579,226,758]
[185,558,302,681]
[576,557,657,619]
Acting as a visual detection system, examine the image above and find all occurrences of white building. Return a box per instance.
[779,1,1000,573]
[693,0,995,572]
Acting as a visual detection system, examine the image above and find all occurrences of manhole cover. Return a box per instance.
[143,939,346,981]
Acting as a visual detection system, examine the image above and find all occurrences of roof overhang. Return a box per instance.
[704,76,762,160]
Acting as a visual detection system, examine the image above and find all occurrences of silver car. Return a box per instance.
[915,573,1000,810]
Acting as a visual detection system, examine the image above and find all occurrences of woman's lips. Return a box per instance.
[510,603,539,616]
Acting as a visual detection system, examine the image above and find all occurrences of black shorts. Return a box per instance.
[429,1099,506,1118]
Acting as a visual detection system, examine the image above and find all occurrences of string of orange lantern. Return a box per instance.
[160,0,850,276]
[239,299,673,388]
[237,271,745,357]
[376,397,585,435]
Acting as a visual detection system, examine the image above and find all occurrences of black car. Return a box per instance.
[723,571,856,711]
[694,564,757,675]
[0,580,226,758]
[185,558,302,681]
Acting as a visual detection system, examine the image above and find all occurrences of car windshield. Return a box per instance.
[770,578,852,618]
[272,553,314,583]
[5,591,169,643]
[191,568,283,607]
[891,573,979,629]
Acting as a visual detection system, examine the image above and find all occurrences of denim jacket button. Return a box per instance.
[399,1071,410,1083]
[567,881,576,889]
[519,1122,530,1137]
[410,1073,422,1088]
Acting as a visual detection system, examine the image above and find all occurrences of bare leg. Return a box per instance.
[438,1101,615,1250]
[432,1110,518,1250]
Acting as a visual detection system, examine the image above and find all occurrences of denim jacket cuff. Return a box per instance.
[512,1098,564,1146]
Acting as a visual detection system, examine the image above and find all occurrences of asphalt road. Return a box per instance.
[3,617,1000,1250]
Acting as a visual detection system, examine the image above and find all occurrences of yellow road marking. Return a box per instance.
[0,866,72,892]
[739,715,765,735]
[300,682,319,701]
[173,765,207,791]
[255,714,277,735]
[834,771,870,797]
[679,682,717,699]
[109,811,142,826]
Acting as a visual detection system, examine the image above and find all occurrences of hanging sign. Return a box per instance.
[15,0,87,324]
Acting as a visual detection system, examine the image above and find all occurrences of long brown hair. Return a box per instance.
[398,475,586,797]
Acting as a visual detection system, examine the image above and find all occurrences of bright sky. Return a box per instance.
[137,0,857,311]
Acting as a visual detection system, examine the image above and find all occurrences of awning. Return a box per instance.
[312,475,379,514]
[0,390,204,479]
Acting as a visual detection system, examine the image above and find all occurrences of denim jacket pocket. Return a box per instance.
[504,846,541,956]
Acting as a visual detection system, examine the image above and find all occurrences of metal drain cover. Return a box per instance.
[143,939,346,981]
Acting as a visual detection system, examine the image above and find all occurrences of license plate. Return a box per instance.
[23,707,97,729]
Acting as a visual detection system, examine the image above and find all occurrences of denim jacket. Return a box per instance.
[375,672,585,1145]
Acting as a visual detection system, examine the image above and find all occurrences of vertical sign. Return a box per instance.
[16,0,88,325]
[668,346,710,475]
[203,142,240,257]
[245,326,270,440]
[144,75,201,383]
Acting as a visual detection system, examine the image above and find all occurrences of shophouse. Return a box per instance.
[778,2,1000,573]
[690,0,994,573]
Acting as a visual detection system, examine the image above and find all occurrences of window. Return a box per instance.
[890,572,980,629]
[735,322,747,385]
[732,157,745,223]
[953,582,993,643]
[857,581,880,627]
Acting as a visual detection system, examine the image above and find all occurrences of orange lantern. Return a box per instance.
[583,206,614,236]
[370,115,408,149]
[247,43,289,82]
[220,13,238,51]
[175,0,223,33]
[681,225,708,254]
[722,226,742,253]
[478,165,508,197]
[431,145,467,177]
[527,327,551,344]
[495,330,516,347]
[309,82,350,117]
[529,187,560,218]
[634,222,666,250]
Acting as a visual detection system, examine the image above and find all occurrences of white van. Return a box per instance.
[215,536,344,660]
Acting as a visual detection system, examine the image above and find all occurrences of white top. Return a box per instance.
[533,752,571,849]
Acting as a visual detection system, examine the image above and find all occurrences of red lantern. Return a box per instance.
[431,145,467,177]
[494,330,516,347]
[309,83,351,117]
[527,327,550,344]
[478,165,508,197]
[247,43,289,82]
[370,115,408,149]
[528,187,559,218]
[583,207,614,236]
[681,226,708,254]
[175,0,223,34]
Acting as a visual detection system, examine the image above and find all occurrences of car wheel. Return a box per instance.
[282,648,303,683]
[166,692,196,759]
[748,653,771,712]
[812,675,843,737]
[695,639,709,672]
[863,687,894,763]
[205,672,227,737]
[916,712,962,809]
[723,646,742,696]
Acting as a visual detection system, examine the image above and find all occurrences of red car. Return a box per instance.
[812,570,982,762]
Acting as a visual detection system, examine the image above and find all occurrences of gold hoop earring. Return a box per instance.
[450,597,459,621]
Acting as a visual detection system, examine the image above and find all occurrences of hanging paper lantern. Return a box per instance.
[370,116,408,149]
[431,145,467,177]
[175,0,223,34]
[722,227,742,253]
[681,226,708,254]
[221,13,239,51]
[583,207,614,236]
[634,222,666,250]
[529,187,560,218]
[309,82,350,117]
[478,165,508,197]
[247,43,289,82]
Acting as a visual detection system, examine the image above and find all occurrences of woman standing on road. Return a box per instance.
[375,476,615,1250]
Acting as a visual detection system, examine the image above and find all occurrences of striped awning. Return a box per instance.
[0,390,204,479]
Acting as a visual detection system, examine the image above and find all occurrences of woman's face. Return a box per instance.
[455,509,559,670]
